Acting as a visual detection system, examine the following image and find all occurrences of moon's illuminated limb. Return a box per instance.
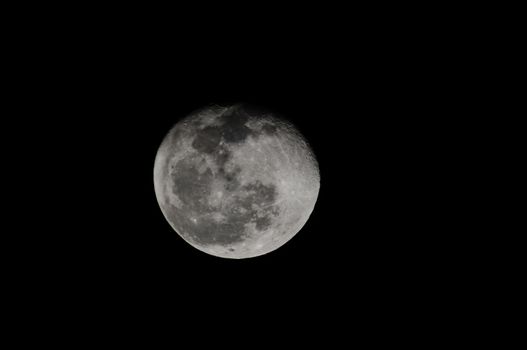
[153,104,319,259]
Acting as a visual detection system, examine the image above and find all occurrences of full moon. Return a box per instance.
[153,104,320,259]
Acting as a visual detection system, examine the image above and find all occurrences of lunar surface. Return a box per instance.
[153,104,320,259]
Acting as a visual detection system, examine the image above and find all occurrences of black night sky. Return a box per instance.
[58,47,440,316]
[18,11,458,340]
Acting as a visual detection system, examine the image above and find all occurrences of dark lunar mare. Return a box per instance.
[239,181,280,232]
[220,108,254,143]
[261,123,278,135]
[191,106,255,155]
[190,106,254,175]
[171,157,213,213]
[191,126,222,154]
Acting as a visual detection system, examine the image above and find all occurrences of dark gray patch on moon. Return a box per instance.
[261,123,278,135]
[186,215,248,246]
[255,216,272,231]
[213,146,230,167]
[189,106,256,181]
[191,126,222,154]
[221,165,242,192]
[254,205,280,231]
[219,108,253,144]
[242,181,276,204]
[171,157,213,213]
[237,181,279,232]
[190,106,254,155]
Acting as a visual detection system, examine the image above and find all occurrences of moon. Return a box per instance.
[153,104,320,259]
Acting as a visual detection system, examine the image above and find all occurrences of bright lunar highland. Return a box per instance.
[153,104,320,258]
